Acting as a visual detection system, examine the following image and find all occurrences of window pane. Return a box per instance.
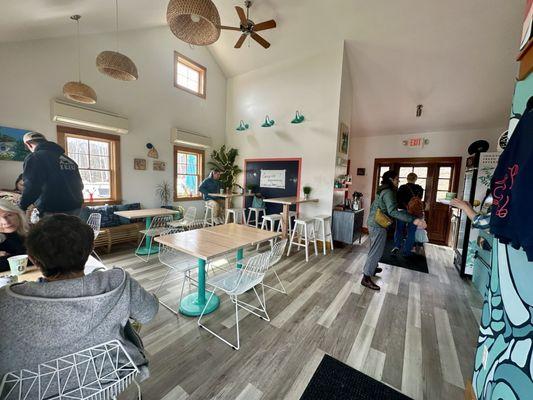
[438,179,450,191]
[178,153,186,163]
[71,153,89,169]
[417,178,427,190]
[437,191,447,201]
[185,176,198,196]
[412,167,428,178]
[379,166,390,179]
[177,75,188,87]
[178,163,188,174]
[89,140,109,156]
[90,156,110,170]
[399,167,412,178]
[439,166,452,179]
[67,137,88,154]
[399,178,408,187]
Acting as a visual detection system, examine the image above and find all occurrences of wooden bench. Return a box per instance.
[94,222,144,253]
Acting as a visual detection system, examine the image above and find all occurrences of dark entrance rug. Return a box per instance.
[379,240,429,274]
[300,354,413,400]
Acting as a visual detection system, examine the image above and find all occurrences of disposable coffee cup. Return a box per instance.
[219,189,224,194]
[8,255,28,276]
[445,192,457,200]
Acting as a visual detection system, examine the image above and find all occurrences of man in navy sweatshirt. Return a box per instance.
[20,132,84,217]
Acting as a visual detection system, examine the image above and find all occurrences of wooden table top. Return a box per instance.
[114,208,180,219]
[208,192,255,198]
[263,196,319,205]
[154,223,280,261]
[0,255,106,283]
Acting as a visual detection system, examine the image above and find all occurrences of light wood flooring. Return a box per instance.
[104,237,483,400]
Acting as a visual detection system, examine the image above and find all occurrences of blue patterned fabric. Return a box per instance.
[115,203,141,224]
[472,239,533,399]
[80,203,141,227]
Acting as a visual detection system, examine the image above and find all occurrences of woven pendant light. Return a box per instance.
[167,0,221,46]
[96,0,139,81]
[63,15,97,104]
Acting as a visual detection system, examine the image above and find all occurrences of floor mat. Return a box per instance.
[378,240,429,274]
[300,354,413,400]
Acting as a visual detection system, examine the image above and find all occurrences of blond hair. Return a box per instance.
[407,172,418,183]
[0,199,29,236]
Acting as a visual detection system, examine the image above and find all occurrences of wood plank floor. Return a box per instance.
[105,237,483,400]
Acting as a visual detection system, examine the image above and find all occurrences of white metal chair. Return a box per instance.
[87,213,103,263]
[198,252,271,350]
[246,207,266,228]
[287,218,318,262]
[225,207,247,224]
[262,239,288,294]
[156,229,197,316]
[136,215,173,261]
[168,207,197,230]
[0,340,141,400]
[313,215,334,255]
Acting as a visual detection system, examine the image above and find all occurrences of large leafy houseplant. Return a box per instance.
[208,145,243,190]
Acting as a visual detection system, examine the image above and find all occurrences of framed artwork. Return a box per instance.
[134,158,146,170]
[338,123,350,155]
[0,125,31,161]
[357,168,366,176]
[153,161,166,171]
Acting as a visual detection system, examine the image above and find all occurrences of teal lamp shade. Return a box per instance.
[261,115,275,127]
[236,120,249,132]
[291,110,305,124]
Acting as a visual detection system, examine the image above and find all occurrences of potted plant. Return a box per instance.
[303,186,312,200]
[156,181,172,208]
[208,145,243,192]
[246,183,256,194]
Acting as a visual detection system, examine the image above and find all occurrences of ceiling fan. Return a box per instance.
[219,1,276,49]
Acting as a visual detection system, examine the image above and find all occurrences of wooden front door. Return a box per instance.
[372,157,462,245]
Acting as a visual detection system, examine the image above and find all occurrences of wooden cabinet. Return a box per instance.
[332,209,364,245]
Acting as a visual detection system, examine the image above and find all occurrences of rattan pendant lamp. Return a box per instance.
[62,15,97,104]
[166,0,221,46]
[96,0,138,81]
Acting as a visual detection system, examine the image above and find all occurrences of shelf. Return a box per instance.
[334,188,349,191]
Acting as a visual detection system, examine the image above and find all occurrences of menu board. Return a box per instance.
[260,169,286,189]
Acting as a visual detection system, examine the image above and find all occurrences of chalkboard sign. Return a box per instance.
[244,159,301,216]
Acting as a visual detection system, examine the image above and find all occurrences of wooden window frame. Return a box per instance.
[174,51,207,99]
[174,145,205,202]
[57,126,122,206]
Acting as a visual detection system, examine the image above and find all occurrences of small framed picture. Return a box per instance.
[357,168,366,176]
[153,161,166,171]
[134,158,146,170]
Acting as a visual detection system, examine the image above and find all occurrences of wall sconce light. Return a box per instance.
[416,104,423,118]
[291,110,305,124]
[261,115,275,127]
[236,120,249,132]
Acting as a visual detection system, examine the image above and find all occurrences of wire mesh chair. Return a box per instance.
[156,229,197,316]
[87,213,103,263]
[0,340,141,400]
[198,252,271,350]
[262,239,288,294]
[136,215,174,261]
[168,207,197,231]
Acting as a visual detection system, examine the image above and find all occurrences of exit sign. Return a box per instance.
[402,137,429,148]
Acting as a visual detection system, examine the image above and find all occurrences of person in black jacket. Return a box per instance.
[392,172,424,256]
[20,132,84,217]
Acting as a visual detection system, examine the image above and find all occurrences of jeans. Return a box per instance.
[363,226,387,276]
[394,220,417,255]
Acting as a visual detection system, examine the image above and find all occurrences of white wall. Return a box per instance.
[0,26,226,212]
[349,128,504,225]
[225,45,344,217]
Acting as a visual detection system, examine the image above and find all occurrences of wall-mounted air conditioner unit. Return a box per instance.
[51,99,129,135]
[171,128,212,148]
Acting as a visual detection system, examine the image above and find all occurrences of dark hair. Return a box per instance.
[26,215,94,278]
[14,174,23,191]
[381,170,399,185]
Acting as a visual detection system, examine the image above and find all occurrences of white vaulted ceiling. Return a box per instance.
[0,0,526,136]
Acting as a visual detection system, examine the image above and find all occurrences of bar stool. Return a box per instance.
[247,207,266,227]
[257,214,282,250]
[277,210,297,237]
[313,215,334,255]
[287,218,318,262]
[203,203,215,227]
[225,207,247,224]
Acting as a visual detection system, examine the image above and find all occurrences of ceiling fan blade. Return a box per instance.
[251,32,270,48]
[253,20,276,32]
[235,34,247,48]
[218,25,241,31]
[235,6,247,25]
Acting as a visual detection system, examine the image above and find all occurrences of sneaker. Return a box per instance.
[361,275,380,291]
[374,267,383,275]
[391,247,400,256]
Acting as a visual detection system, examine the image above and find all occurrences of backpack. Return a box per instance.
[407,186,424,218]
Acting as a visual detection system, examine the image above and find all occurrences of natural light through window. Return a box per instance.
[174,52,206,98]
[174,146,204,200]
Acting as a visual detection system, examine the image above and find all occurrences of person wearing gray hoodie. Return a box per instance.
[0,215,159,379]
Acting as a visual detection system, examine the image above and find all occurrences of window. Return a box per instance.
[174,52,206,98]
[398,166,428,200]
[174,146,204,201]
[57,127,121,204]
[436,166,453,201]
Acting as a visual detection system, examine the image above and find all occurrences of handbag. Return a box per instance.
[407,186,425,218]
[374,191,393,228]
[415,228,429,243]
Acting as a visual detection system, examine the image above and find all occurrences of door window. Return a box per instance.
[436,166,453,201]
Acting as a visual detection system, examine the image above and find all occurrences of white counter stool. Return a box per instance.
[313,215,334,255]
[225,207,247,224]
[257,214,282,250]
[247,207,266,227]
[287,218,318,262]
[203,202,215,227]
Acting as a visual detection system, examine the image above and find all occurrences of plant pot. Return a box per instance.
[304,194,310,200]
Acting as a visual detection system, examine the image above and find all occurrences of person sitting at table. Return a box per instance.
[0,199,29,272]
[199,168,223,219]
[0,214,159,378]
[14,174,24,193]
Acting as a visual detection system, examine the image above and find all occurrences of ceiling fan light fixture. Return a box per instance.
[167,0,221,46]
[63,81,97,104]
[96,51,138,81]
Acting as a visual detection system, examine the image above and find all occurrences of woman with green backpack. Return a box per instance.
[362,170,427,290]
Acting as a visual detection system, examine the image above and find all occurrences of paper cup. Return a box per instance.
[219,189,224,194]
[8,255,28,276]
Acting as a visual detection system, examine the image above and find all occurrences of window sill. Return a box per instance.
[83,199,122,206]
[174,196,203,202]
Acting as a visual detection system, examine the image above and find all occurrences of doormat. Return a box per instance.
[300,354,413,400]
[379,240,428,274]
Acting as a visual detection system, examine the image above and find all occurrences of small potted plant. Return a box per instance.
[246,183,256,194]
[156,181,172,208]
[303,186,312,200]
